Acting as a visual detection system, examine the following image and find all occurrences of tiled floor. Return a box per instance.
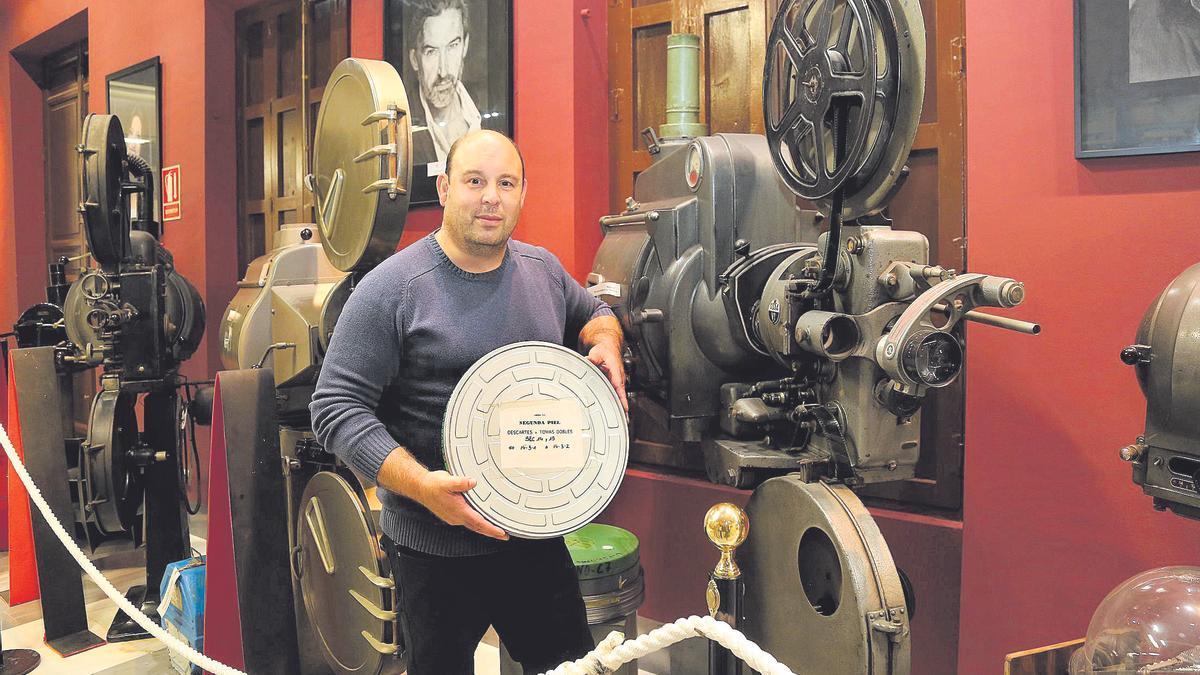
[0,519,693,674]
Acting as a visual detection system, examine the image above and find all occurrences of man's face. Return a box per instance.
[409,9,468,111]
[437,133,526,251]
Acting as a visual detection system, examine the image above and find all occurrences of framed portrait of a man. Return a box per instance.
[386,0,514,205]
[1075,0,1200,158]
[107,56,163,220]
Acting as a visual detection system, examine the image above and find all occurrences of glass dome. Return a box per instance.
[1070,567,1200,673]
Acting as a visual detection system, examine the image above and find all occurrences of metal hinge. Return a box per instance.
[951,36,966,79]
[609,88,623,122]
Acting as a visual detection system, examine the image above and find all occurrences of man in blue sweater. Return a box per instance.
[310,129,626,674]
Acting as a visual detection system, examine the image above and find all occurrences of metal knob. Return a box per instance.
[1121,344,1152,366]
[1120,443,1147,462]
[705,503,748,580]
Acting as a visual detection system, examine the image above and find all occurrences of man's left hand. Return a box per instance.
[587,341,628,414]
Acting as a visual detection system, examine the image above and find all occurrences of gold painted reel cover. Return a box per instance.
[310,58,413,274]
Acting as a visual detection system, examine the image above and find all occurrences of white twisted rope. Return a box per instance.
[0,421,249,675]
[540,614,797,675]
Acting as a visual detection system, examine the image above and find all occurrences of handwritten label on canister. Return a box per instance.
[495,399,588,473]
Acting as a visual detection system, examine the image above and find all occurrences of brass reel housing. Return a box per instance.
[267,57,413,387]
[741,476,910,674]
[295,471,405,674]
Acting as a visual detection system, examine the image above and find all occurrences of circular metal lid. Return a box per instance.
[310,58,413,273]
[296,471,404,675]
[443,341,629,539]
[740,476,910,674]
[79,114,130,268]
[566,524,640,580]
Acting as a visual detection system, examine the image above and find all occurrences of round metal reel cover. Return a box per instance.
[1135,261,1200,440]
[740,476,910,675]
[296,471,404,675]
[84,389,142,536]
[311,58,412,273]
[79,114,130,268]
[163,269,206,363]
[443,341,629,539]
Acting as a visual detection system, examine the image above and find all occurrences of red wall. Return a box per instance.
[959,2,1200,671]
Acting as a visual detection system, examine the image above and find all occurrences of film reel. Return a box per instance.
[79,114,131,268]
[764,0,925,219]
[82,388,143,536]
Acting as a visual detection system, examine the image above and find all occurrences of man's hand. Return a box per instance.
[586,339,628,414]
[413,470,509,541]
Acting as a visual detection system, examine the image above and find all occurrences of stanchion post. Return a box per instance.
[704,503,748,675]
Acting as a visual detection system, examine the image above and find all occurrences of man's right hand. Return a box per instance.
[413,470,510,541]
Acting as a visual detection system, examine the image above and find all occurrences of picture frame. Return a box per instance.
[1074,0,1200,159]
[106,56,163,220]
[385,0,514,206]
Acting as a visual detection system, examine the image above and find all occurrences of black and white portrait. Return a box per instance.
[1076,0,1200,157]
[1128,0,1200,83]
[386,0,513,205]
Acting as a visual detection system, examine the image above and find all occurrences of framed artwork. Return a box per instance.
[385,0,514,206]
[107,56,163,220]
[1074,0,1200,158]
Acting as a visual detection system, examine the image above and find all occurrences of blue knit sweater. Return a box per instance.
[310,232,614,556]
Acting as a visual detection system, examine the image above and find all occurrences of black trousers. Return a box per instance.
[383,536,595,675]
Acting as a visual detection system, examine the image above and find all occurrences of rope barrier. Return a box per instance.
[540,615,797,675]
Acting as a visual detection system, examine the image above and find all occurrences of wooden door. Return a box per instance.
[43,43,88,273]
[41,42,94,436]
[235,0,349,273]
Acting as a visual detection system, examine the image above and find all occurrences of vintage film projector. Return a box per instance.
[7,112,206,648]
[590,0,1036,671]
[216,58,411,674]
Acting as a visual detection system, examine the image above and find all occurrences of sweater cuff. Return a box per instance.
[350,426,400,481]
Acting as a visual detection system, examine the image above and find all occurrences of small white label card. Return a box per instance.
[587,282,622,298]
[495,399,588,473]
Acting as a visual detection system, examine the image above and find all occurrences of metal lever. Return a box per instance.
[305,170,344,240]
[349,589,397,621]
[360,105,410,198]
[362,630,400,655]
[932,303,1040,335]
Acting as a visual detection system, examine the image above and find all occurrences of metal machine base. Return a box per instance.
[106,585,157,642]
[701,438,833,488]
[0,649,41,675]
[44,629,105,658]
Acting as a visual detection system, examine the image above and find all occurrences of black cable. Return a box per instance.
[185,381,203,512]
[175,380,202,515]
[802,100,853,300]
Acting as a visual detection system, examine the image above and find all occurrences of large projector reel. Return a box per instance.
[765,0,924,219]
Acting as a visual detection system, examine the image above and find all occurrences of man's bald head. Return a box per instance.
[444,130,525,183]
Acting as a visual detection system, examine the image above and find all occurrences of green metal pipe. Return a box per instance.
[659,33,709,139]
